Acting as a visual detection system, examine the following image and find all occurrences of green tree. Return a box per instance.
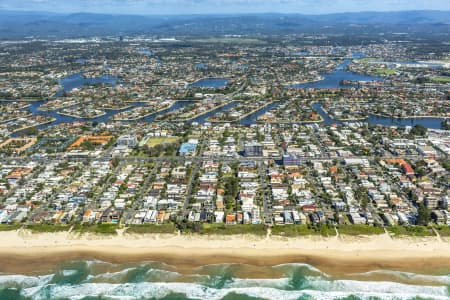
[355,187,369,210]
[417,203,430,226]
[111,157,120,168]
[409,125,427,137]
[416,167,428,178]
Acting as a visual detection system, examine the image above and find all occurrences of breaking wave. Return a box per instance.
[0,261,448,300]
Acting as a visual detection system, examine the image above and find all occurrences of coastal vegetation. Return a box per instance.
[199,223,266,236]
[336,225,385,236]
[0,222,446,239]
[0,224,22,231]
[271,224,335,237]
[387,226,434,237]
[25,224,71,233]
[435,226,450,237]
[72,224,118,235]
[126,224,177,234]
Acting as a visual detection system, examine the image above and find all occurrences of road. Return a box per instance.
[0,154,427,165]
[183,135,207,211]
[257,160,272,225]
[134,161,160,210]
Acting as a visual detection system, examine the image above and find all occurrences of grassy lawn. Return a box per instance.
[146,137,180,147]
[199,223,266,236]
[387,226,434,237]
[337,225,385,236]
[126,224,176,234]
[374,68,397,75]
[25,224,71,233]
[354,57,382,64]
[271,224,334,237]
[73,224,118,235]
[129,150,149,158]
[429,76,450,83]
[0,224,22,231]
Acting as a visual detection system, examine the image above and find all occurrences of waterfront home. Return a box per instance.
[101,208,122,224]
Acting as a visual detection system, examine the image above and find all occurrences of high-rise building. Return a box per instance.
[244,142,263,157]
[282,153,302,166]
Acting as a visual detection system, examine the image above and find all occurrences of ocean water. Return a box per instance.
[0,261,449,300]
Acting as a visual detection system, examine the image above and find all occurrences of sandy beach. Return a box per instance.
[0,230,449,276]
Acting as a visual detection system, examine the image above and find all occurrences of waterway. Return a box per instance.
[189,78,229,88]
[240,101,280,126]
[54,73,118,98]
[13,63,447,132]
[312,103,446,130]
[287,54,445,129]
[189,101,239,124]
[291,59,383,89]
[17,73,193,132]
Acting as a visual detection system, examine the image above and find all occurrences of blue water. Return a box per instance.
[189,78,229,88]
[22,101,193,133]
[140,101,194,123]
[0,261,448,300]
[12,73,194,133]
[189,101,239,124]
[54,73,118,98]
[28,101,146,124]
[240,102,280,126]
[311,103,446,129]
[366,115,446,129]
[291,59,383,89]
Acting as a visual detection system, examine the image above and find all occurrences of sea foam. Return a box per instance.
[355,269,450,285]
[20,281,450,300]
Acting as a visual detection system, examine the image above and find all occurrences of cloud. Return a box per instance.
[1,0,449,14]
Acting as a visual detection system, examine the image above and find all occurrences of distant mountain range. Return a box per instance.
[0,10,448,39]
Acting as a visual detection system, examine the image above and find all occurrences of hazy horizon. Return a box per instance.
[1,8,450,17]
[1,0,450,15]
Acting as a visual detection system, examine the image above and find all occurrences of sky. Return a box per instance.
[0,0,449,15]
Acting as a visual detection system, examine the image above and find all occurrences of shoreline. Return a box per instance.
[38,100,86,112]
[57,111,106,119]
[206,101,274,123]
[1,231,450,276]
[167,101,233,122]
[0,113,33,124]
[11,118,56,134]
[370,112,449,120]
[102,105,133,111]
[257,119,323,124]
[285,76,325,87]
[113,103,175,121]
